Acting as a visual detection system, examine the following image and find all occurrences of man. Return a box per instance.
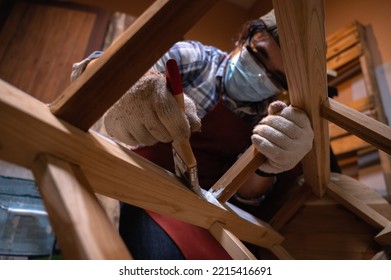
[72,10,315,259]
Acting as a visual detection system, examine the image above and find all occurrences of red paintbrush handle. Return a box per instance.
[166,59,185,108]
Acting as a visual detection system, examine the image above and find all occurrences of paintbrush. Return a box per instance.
[165,59,204,197]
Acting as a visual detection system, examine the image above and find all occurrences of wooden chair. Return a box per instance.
[0,0,390,259]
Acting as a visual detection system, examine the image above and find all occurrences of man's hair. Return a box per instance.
[234,10,278,48]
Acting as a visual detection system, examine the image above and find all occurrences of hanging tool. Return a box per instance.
[165,59,204,198]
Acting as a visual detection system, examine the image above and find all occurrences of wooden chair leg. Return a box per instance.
[32,153,132,260]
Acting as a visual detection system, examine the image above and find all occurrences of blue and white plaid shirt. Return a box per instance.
[152,41,272,124]
[151,41,227,118]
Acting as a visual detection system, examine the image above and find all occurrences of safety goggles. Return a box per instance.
[245,33,287,90]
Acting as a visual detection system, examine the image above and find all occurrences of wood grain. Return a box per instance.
[273,0,330,197]
[32,154,132,259]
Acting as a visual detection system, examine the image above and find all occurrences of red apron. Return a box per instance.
[134,100,253,259]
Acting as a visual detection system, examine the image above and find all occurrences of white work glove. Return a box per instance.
[102,70,201,147]
[251,101,314,174]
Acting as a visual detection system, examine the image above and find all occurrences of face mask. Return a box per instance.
[224,46,280,102]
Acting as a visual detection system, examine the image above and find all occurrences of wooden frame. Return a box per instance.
[0,0,390,259]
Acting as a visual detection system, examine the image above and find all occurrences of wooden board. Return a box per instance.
[273,0,329,197]
[50,0,217,131]
[32,153,132,259]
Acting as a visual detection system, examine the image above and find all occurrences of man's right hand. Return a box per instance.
[102,70,201,147]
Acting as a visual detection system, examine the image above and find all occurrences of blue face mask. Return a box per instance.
[224,46,280,102]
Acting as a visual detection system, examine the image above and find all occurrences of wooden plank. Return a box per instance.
[327,44,362,70]
[321,98,391,155]
[269,244,294,260]
[375,223,391,246]
[273,0,329,197]
[330,134,372,156]
[0,80,283,249]
[32,153,132,259]
[209,222,257,260]
[327,178,390,229]
[209,145,265,202]
[328,61,361,87]
[358,28,391,196]
[50,0,217,131]
[327,29,359,60]
[326,22,358,47]
[269,183,312,231]
[328,95,375,139]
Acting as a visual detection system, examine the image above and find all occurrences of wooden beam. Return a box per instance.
[209,222,257,260]
[0,79,283,249]
[273,0,330,197]
[32,154,132,259]
[50,0,217,130]
[269,183,312,231]
[327,174,390,229]
[209,145,265,203]
[375,222,391,246]
[321,97,391,155]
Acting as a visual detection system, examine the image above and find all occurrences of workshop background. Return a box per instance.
[0,0,390,259]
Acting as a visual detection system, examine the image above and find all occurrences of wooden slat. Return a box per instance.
[328,60,361,87]
[273,0,329,197]
[321,98,391,155]
[329,95,375,139]
[50,0,217,131]
[327,176,390,229]
[209,222,257,260]
[209,145,265,202]
[375,223,391,246]
[269,244,294,260]
[0,79,283,249]
[330,134,372,156]
[269,183,313,231]
[327,28,360,60]
[358,28,391,195]
[32,153,132,259]
[327,44,362,70]
[326,22,358,47]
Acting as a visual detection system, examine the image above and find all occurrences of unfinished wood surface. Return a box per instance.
[330,134,372,156]
[209,145,265,202]
[50,0,217,130]
[32,153,132,259]
[359,33,391,195]
[326,28,359,60]
[322,97,391,155]
[0,80,283,249]
[209,222,257,260]
[269,244,294,260]
[327,44,362,70]
[269,182,313,231]
[375,222,391,246]
[273,0,329,197]
[326,23,358,47]
[327,173,390,229]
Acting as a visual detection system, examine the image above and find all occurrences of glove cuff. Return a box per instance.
[255,169,277,177]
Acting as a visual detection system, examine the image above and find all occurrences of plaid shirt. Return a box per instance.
[151,41,227,118]
[152,41,271,124]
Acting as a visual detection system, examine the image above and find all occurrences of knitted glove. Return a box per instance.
[251,101,314,174]
[102,70,201,147]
